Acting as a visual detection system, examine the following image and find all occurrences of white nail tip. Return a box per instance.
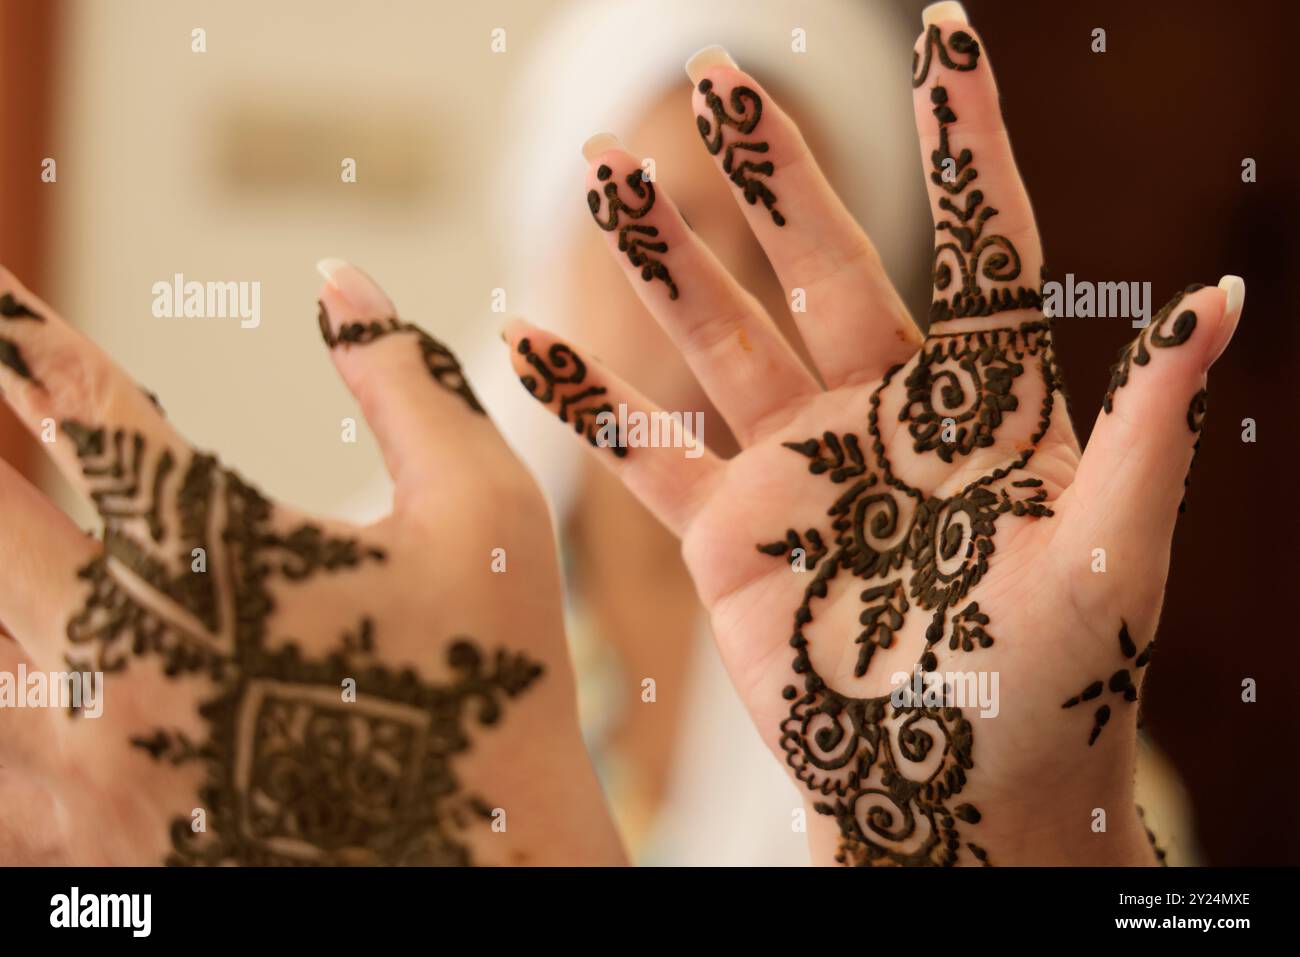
[685,45,738,84]
[1216,275,1245,319]
[581,132,624,163]
[315,258,350,282]
[922,2,969,27]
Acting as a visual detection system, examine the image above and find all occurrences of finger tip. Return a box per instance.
[685,45,736,85]
[581,132,626,165]
[922,1,969,27]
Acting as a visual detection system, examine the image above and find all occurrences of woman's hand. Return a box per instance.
[505,2,1243,866]
[0,261,624,866]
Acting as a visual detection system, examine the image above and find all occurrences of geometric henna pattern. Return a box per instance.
[694,79,786,227]
[1061,621,1154,746]
[131,621,542,866]
[587,164,679,300]
[515,338,627,459]
[761,26,1072,867]
[914,27,1041,326]
[317,306,486,415]
[52,320,539,864]
[1102,286,1202,415]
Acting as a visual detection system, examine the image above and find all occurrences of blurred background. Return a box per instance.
[1,0,1296,865]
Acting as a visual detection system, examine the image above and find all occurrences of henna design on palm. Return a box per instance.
[587,164,679,299]
[695,79,786,227]
[1061,621,1154,746]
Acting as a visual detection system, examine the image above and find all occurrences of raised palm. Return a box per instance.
[509,6,1240,866]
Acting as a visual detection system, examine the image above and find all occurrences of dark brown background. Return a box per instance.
[2,0,1297,864]
[944,0,1299,865]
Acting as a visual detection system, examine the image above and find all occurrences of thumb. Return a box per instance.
[314,258,503,512]
[1066,276,1244,574]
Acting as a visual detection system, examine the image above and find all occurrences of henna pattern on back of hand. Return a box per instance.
[587,164,679,299]
[695,79,786,227]
[515,338,627,458]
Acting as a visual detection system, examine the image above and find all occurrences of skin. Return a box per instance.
[0,263,625,866]
[507,11,1243,865]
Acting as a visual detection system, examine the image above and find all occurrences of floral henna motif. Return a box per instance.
[1061,621,1154,746]
[694,79,786,227]
[915,27,1041,325]
[587,164,679,299]
[516,338,627,458]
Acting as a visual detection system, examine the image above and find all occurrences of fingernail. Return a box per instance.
[581,132,625,163]
[315,257,393,321]
[499,317,526,345]
[1206,274,1245,369]
[685,45,737,85]
[922,1,969,26]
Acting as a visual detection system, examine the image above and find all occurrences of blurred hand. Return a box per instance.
[0,261,623,866]
[506,3,1242,865]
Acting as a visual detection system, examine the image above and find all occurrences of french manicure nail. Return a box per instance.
[922,1,969,27]
[315,257,393,320]
[685,45,737,85]
[581,132,625,163]
[1205,274,1245,369]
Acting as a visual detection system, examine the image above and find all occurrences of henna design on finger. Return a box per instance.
[1181,388,1208,513]
[587,165,679,299]
[317,305,485,414]
[695,79,786,227]
[0,292,44,385]
[1137,805,1169,866]
[917,29,1041,325]
[516,338,626,458]
[1061,620,1153,745]
[1102,286,1202,414]
[132,619,542,866]
[912,24,980,87]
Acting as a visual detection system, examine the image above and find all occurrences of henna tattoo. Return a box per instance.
[317,304,485,414]
[587,164,679,299]
[1061,621,1153,745]
[1137,805,1169,866]
[0,292,44,384]
[1181,388,1208,513]
[515,338,626,458]
[63,421,384,677]
[916,28,1040,325]
[695,79,786,227]
[781,431,865,482]
[133,620,542,866]
[1102,286,1202,414]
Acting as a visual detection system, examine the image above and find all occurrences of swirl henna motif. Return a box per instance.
[915,28,1041,325]
[516,338,627,458]
[1102,286,1202,414]
[587,164,679,300]
[694,79,786,227]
